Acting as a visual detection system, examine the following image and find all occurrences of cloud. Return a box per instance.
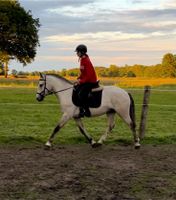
[20,0,95,12]
[130,0,148,3]
[20,0,176,37]
[163,0,176,8]
[43,32,147,43]
[43,30,176,44]
[14,0,176,71]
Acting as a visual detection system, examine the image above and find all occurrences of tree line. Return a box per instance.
[60,53,176,78]
[1,52,176,78]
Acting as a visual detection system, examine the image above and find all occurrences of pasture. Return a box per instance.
[0,85,176,199]
[0,86,176,145]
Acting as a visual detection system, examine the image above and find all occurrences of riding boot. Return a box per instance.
[84,107,91,117]
[78,107,85,118]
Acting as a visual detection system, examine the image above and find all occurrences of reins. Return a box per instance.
[51,86,73,94]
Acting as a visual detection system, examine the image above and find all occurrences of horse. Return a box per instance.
[36,73,140,149]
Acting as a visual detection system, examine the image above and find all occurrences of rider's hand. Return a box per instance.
[74,81,79,86]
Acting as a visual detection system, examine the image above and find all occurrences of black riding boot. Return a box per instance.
[78,107,85,118]
[83,107,91,117]
[77,107,91,118]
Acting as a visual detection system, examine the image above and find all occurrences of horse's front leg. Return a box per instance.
[74,118,96,146]
[45,113,71,147]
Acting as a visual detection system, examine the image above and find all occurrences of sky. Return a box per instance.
[10,0,176,72]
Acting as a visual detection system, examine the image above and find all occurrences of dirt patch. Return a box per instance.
[0,144,176,200]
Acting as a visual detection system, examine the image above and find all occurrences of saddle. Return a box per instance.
[72,82,103,109]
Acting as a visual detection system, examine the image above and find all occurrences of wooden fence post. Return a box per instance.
[139,85,151,139]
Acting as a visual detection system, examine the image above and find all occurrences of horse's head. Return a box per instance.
[36,73,53,102]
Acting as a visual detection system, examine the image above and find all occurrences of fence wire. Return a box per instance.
[0,88,175,107]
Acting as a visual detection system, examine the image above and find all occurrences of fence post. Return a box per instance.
[139,85,151,139]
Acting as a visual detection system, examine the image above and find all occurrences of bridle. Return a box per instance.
[37,75,73,98]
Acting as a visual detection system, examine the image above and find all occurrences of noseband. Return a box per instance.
[37,75,73,98]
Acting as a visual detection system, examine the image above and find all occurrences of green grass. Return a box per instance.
[0,86,176,146]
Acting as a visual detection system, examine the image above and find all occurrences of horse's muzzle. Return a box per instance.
[36,94,44,102]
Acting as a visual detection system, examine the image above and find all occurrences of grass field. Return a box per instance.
[0,85,176,146]
[0,85,176,200]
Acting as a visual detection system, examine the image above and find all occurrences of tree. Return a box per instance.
[11,69,18,77]
[108,65,119,77]
[0,51,11,78]
[60,69,67,77]
[67,68,79,77]
[131,64,145,77]
[0,0,40,77]
[127,71,136,77]
[162,53,176,77]
[95,66,108,77]
[0,59,4,75]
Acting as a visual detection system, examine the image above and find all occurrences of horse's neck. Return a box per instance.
[48,76,71,91]
[48,76,72,104]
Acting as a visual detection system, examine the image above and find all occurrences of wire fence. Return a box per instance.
[0,88,175,107]
[0,103,176,108]
[127,88,176,92]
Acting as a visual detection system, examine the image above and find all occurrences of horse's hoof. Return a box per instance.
[92,142,102,148]
[44,141,52,150]
[44,145,51,150]
[135,145,141,149]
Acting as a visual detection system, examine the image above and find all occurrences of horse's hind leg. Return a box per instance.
[45,113,71,147]
[74,118,96,146]
[130,117,140,149]
[97,112,115,145]
[121,113,140,149]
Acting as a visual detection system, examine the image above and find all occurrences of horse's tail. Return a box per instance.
[128,93,136,131]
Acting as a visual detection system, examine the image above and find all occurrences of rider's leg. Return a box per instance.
[78,83,91,117]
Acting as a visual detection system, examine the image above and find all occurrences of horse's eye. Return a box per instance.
[39,84,43,87]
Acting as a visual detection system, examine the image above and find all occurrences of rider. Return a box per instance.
[75,44,98,117]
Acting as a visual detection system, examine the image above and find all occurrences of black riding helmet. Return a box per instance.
[75,44,87,55]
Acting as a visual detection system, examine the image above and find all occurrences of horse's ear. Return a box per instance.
[39,72,43,78]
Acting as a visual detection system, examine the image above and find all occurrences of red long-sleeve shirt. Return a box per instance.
[78,55,97,84]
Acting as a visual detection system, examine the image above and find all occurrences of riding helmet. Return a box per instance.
[75,44,87,54]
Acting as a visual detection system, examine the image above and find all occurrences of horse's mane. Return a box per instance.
[47,74,73,85]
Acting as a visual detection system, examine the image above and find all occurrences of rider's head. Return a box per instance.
[75,44,87,57]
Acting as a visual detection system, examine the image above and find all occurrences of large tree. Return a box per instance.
[162,53,176,77]
[0,0,40,77]
[0,60,4,75]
